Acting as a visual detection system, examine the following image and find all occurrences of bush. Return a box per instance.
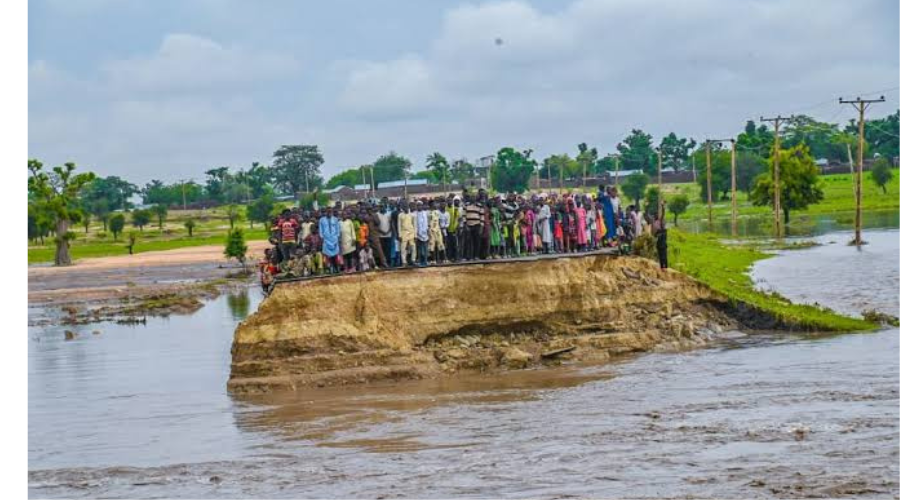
[224,228,248,265]
[632,233,657,260]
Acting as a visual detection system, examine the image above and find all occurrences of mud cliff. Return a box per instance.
[229,255,735,393]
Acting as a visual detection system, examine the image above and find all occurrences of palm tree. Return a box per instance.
[426,152,450,195]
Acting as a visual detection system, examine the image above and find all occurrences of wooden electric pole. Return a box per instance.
[760,115,792,238]
[707,139,737,235]
[656,149,663,218]
[612,154,621,186]
[730,139,737,237]
[839,95,885,246]
[704,141,713,231]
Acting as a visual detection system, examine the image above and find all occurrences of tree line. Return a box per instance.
[28,110,898,265]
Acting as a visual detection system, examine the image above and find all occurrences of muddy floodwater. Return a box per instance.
[29,229,899,498]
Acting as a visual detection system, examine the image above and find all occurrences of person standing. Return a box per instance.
[376,203,393,266]
[446,197,461,261]
[414,202,430,266]
[464,194,483,260]
[339,210,357,272]
[319,208,341,274]
[397,203,416,266]
[652,200,668,269]
[537,198,552,254]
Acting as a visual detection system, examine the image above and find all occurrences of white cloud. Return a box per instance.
[28,1,898,183]
[337,0,898,144]
[102,33,300,94]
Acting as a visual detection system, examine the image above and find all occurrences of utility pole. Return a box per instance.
[609,154,621,187]
[730,139,737,237]
[839,95,885,246]
[691,147,697,183]
[179,179,188,211]
[656,148,663,218]
[760,115,792,238]
[704,141,713,231]
[707,139,737,236]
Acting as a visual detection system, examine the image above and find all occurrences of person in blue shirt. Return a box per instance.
[318,207,341,274]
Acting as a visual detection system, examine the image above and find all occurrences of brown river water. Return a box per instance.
[28,229,899,498]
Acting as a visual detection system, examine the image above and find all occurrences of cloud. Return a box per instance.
[102,33,300,94]
[337,0,898,141]
[28,0,898,184]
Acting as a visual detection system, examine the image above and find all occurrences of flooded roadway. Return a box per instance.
[28,229,899,498]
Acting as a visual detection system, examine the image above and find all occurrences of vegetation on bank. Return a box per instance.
[662,167,899,224]
[664,229,878,331]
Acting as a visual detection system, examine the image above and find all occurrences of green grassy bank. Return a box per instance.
[666,229,878,332]
[666,169,899,223]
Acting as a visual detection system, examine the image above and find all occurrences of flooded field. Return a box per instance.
[28,229,899,498]
[681,209,900,238]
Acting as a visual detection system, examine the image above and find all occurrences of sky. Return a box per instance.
[28,0,899,185]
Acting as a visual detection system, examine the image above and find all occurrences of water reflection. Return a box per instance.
[681,209,899,238]
[226,290,251,320]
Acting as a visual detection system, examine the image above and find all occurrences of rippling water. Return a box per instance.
[28,230,899,498]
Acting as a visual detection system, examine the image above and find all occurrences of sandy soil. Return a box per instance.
[28,241,267,305]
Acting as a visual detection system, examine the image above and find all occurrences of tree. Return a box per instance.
[224,228,248,266]
[426,152,450,192]
[737,120,775,157]
[617,129,655,174]
[245,162,272,199]
[28,204,52,244]
[668,194,690,226]
[782,114,843,162]
[325,168,364,189]
[595,155,617,174]
[863,110,899,160]
[871,157,894,194]
[750,144,824,224]
[539,154,578,182]
[492,147,537,193]
[204,167,231,203]
[79,210,92,233]
[224,181,251,204]
[272,145,324,199]
[109,213,126,240]
[735,152,767,193]
[645,187,661,218]
[694,148,732,202]
[89,198,111,231]
[621,173,650,208]
[658,133,697,171]
[27,160,96,266]
[576,143,599,178]
[143,179,203,206]
[247,194,275,229]
[82,176,138,211]
[372,151,412,185]
[131,209,151,231]
[184,218,196,237]
[450,158,475,183]
[152,204,168,229]
[226,204,242,229]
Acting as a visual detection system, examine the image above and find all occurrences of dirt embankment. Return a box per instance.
[229,254,737,394]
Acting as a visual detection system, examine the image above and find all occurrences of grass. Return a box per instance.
[663,169,899,223]
[666,229,878,332]
[28,206,270,264]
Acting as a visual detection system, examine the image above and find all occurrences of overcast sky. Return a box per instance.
[28,0,899,184]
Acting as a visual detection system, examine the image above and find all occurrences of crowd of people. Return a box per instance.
[259,186,667,290]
